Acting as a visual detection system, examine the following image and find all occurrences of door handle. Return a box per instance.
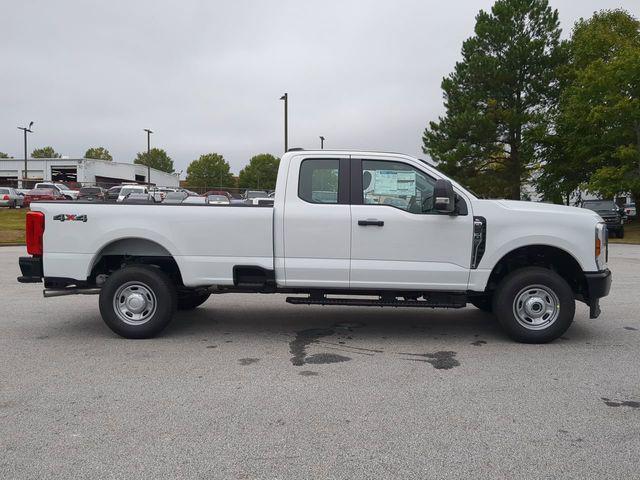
[358,219,384,227]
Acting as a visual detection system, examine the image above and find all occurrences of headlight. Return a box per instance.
[595,222,607,270]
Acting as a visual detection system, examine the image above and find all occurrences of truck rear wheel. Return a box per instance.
[493,267,575,343]
[99,265,176,339]
[177,291,211,310]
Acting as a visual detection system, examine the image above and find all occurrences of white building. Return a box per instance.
[0,157,180,188]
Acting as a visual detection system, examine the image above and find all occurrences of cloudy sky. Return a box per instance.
[1,0,635,176]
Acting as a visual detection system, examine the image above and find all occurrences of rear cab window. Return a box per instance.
[298,159,340,204]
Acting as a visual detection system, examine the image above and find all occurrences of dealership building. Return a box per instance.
[0,157,180,188]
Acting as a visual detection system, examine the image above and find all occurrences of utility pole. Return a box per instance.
[319,136,325,149]
[143,128,153,186]
[280,93,288,152]
[17,122,34,188]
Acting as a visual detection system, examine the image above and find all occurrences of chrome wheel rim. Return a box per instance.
[512,284,560,330]
[113,281,157,325]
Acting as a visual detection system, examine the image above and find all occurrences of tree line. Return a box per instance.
[423,1,640,204]
[0,144,280,189]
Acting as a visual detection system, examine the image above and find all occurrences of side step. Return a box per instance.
[286,294,467,309]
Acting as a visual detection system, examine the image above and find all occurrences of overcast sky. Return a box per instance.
[1,0,635,176]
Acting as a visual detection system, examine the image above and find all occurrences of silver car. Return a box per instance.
[0,187,23,208]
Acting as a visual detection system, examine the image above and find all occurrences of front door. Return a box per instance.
[350,157,473,290]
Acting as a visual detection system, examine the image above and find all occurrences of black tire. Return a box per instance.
[470,295,493,313]
[618,228,625,239]
[493,267,575,343]
[99,265,176,339]
[177,291,211,310]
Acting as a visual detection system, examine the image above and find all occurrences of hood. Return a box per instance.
[493,199,601,219]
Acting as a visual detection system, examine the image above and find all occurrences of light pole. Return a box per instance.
[143,128,153,186]
[319,136,325,149]
[279,93,288,152]
[17,122,34,188]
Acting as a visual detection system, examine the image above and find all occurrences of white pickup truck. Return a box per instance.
[18,150,611,343]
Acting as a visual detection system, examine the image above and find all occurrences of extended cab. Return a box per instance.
[18,150,612,343]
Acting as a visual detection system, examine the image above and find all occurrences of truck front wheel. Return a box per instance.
[493,267,575,343]
[99,265,177,339]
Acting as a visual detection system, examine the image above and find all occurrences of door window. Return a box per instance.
[298,159,340,204]
[361,160,437,214]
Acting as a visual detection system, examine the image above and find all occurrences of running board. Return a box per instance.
[286,294,466,309]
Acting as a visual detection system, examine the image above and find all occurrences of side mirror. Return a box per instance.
[434,179,456,214]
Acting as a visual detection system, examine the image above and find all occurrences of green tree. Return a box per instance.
[185,153,234,188]
[422,0,565,199]
[31,146,61,158]
[84,146,113,161]
[238,154,280,189]
[552,10,640,203]
[0,152,10,158]
[133,148,174,173]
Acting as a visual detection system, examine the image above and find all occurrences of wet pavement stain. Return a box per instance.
[624,326,638,331]
[289,328,335,366]
[471,340,487,346]
[601,397,640,408]
[333,322,366,330]
[238,358,260,366]
[304,353,351,364]
[299,370,320,376]
[400,351,460,370]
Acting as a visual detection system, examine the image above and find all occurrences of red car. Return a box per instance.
[23,188,66,208]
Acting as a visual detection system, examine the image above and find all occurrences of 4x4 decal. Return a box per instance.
[53,214,88,222]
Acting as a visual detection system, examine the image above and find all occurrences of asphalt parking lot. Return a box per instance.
[1,245,639,479]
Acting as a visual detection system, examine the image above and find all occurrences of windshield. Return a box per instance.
[583,201,617,211]
[246,191,268,199]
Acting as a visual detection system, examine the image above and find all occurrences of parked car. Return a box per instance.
[204,190,233,200]
[0,187,23,208]
[117,185,149,202]
[624,202,636,219]
[19,149,612,344]
[122,193,156,204]
[581,200,625,238]
[207,194,230,205]
[34,182,79,200]
[23,188,65,208]
[105,186,122,202]
[78,186,106,202]
[182,196,208,205]
[163,191,189,204]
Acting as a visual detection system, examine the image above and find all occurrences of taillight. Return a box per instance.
[26,211,45,256]
[2,195,8,200]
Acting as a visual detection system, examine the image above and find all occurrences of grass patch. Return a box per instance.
[0,208,26,244]
[610,221,640,245]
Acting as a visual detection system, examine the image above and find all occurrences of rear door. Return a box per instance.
[281,154,351,288]
[349,156,474,290]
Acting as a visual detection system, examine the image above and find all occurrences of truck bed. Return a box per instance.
[32,202,274,287]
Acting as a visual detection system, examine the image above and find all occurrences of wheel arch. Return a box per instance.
[485,244,587,299]
[88,237,184,286]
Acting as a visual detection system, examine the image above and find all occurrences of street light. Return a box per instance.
[17,121,34,188]
[279,93,288,152]
[319,136,325,149]
[143,128,153,186]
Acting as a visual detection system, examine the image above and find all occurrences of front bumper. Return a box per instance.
[584,269,612,318]
[17,256,43,283]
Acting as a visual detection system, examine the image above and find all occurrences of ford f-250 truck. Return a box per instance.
[18,150,612,343]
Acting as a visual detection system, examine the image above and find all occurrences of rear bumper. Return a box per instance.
[584,269,612,319]
[17,256,43,283]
